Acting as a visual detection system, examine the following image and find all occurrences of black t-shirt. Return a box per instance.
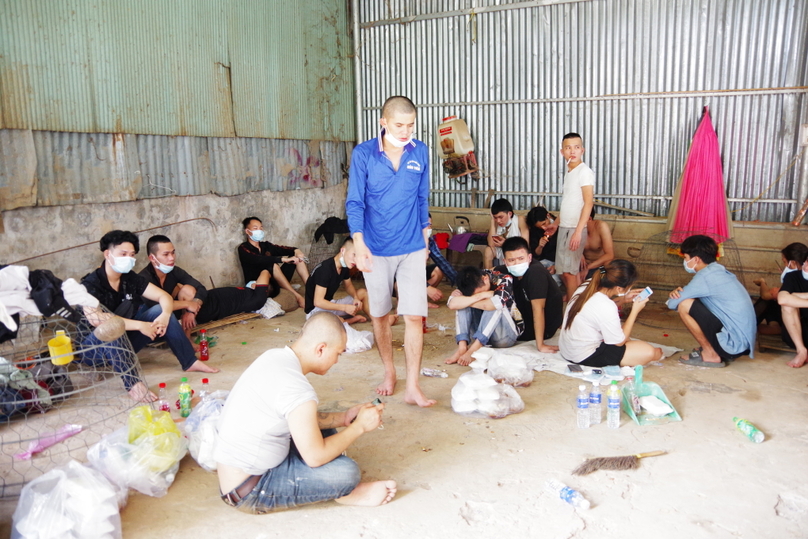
[237,241,295,284]
[495,262,563,341]
[139,264,208,308]
[305,259,350,314]
[528,226,558,262]
[81,264,150,319]
[781,271,808,320]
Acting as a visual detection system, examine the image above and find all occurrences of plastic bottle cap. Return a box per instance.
[611,380,618,385]
[202,378,209,384]
[181,377,188,382]
[159,383,166,388]
[578,384,586,390]
[593,381,599,387]
[201,329,207,334]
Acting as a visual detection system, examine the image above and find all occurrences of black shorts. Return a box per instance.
[780,318,808,349]
[576,342,627,368]
[196,287,268,324]
[426,264,437,280]
[688,298,747,361]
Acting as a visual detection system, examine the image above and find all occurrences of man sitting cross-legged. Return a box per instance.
[445,266,524,366]
[304,238,369,324]
[140,235,272,340]
[215,313,397,513]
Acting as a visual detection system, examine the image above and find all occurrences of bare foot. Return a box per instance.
[445,344,468,365]
[387,314,399,326]
[787,349,808,368]
[345,315,368,325]
[404,386,436,407]
[376,373,396,396]
[456,352,474,366]
[335,480,397,507]
[427,302,440,309]
[187,360,220,373]
[128,382,158,403]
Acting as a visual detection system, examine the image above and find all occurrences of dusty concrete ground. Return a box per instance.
[2,285,808,538]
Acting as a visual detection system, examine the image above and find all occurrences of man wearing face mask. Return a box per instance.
[777,243,808,368]
[752,243,808,336]
[495,237,564,353]
[667,235,756,367]
[140,235,271,333]
[304,238,369,324]
[80,230,217,402]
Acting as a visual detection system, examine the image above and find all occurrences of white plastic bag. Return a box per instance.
[87,426,187,498]
[450,371,525,419]
[184,390,229,471]
[344,322,374,354]
[487,353,534,387]
[12,459,122,539]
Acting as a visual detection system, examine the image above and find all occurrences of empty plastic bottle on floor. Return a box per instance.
[733,417,765,443]
[623,375,641,414]
[589,381,602,424]
[179,377,192,418]
[607,380,621,429]
[157,382,170,412]
[576,384,590,428]
[545,479,590,510]
[199,329,209,361]
[199,378,210,400]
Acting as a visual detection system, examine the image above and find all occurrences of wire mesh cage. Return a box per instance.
[0,305,144,498]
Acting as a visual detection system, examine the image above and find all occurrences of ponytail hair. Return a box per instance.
[564,259,639,330]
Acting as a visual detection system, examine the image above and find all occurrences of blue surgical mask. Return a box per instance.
[508,262,530,277]
[249,229,265,242]
[157,262,174,274]
[683,258,697,274]
[110,256,136,274]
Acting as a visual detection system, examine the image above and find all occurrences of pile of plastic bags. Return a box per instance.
[183,390,229,471]
[450,371,524,419]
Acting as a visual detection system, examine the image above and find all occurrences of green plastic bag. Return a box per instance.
[621,365,682,426]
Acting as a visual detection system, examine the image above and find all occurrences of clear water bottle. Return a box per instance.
[623,376,641,414]
[607,380,621,429]
[199,378,210,400]
[179,377,192,418]
[576,384,590,429]
[157,382,170,412]
[545,479,591,510]
[733,417,764,443]
[589,381,602,425]
[199,329,209,361]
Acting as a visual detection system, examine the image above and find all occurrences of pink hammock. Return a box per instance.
[669,107,731,244]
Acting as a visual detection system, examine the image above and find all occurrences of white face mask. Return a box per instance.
[249,229,265,242]
[802,269,808,281]
[384,131,413,148]
[110,256,136,274]
[339,255,347,268]
[781,265,798,283]
[683,258,697,274]
[507,262,530,277]
[156,262,174,274]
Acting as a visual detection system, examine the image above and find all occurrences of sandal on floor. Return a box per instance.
[679,349,725,368]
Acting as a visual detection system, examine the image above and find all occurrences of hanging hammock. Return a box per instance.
[667,106,732,245]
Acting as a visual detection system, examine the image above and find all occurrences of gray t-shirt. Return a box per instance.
[215,346,318,474]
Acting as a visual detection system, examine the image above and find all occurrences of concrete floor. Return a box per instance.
[2,286,808,538]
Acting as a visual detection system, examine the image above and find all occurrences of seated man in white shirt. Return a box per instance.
[215,313,396,512]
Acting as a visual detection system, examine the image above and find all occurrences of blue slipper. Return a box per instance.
[679,349,725,368]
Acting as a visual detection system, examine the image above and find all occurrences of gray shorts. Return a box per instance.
[555,227,588,275]
[306,295,354,319]
[363,249,428,318]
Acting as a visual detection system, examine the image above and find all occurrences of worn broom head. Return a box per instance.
[572,451,666,475]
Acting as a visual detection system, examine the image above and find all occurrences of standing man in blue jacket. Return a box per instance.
[346,96,435,407]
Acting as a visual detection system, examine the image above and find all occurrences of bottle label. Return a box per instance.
[577,396,589,409]
[589,394,601,405]
[560,487,574,503]
[608,396,620,409]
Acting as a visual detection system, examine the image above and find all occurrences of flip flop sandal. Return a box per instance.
[679,349,725,368]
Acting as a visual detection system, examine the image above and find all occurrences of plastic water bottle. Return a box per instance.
[199,378,210,400]
[589,381,602,425]
[733,417,765,443]
[607,380,621,429]
[545,479,591,510]
[624,376,641,414]
[157,382,170,412]
[199,329,209,361]
[179,377,192,418]
[576,385,590,429]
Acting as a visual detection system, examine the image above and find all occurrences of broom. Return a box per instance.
[571,451,666,475]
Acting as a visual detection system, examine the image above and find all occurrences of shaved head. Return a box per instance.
[381,96,416,119]
[297,312,347,347]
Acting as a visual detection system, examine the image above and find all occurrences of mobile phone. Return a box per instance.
[634,286,653,302]
[567,364,583,373]
[592,368,603,375]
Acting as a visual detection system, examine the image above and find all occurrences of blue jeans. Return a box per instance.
[455,307,519,348]
[80,304,197,389]
[235,429,361,513]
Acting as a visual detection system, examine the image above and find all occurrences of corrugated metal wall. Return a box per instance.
[355,0,808,222]
[0,0,354,141]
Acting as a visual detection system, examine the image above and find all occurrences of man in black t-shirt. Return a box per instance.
[304,238,368,325]
[495,236,563,353]
[778,263,808,368]
[140,235,269,333]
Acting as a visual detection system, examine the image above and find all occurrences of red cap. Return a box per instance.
[200,329,207,334]
[202,378,209,384]
[159,383,166,388]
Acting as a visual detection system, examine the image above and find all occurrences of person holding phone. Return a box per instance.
[559,259,663,367]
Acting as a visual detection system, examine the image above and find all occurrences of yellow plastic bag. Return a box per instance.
[126,406,185,473]
[127,406,180,444]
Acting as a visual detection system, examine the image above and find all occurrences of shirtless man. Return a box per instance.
[215,313,396,512]
[582,208,615,280]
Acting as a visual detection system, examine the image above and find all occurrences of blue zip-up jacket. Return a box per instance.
[346,129,430,257]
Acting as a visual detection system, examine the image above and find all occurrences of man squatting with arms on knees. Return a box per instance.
[346,95,436,407]
[216,313,396,512]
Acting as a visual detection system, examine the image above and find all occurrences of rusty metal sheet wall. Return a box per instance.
[0,129,347,210]
[356,0,808,222]
[0,0,354,141]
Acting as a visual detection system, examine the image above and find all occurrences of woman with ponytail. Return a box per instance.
[559,260,662,367]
